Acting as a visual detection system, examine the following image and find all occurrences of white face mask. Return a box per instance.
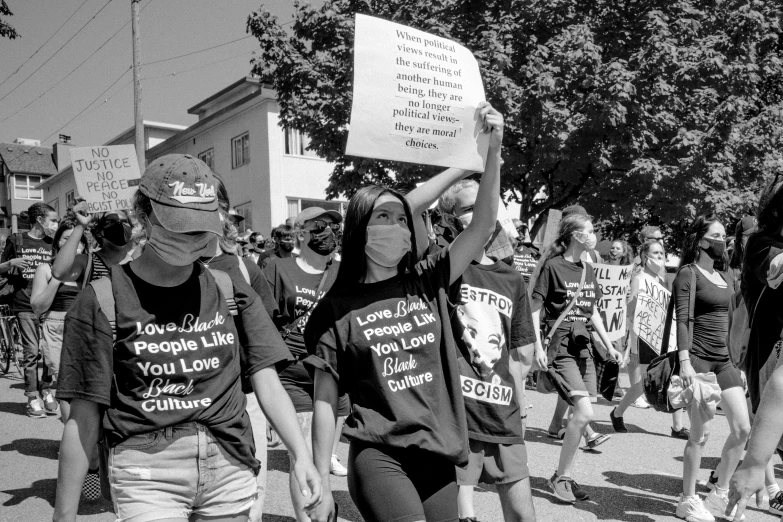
[42,220,57,238]
[646,257,664,273]
[365,225,411,268]
[457,212,473,230]
[574,231,597,250]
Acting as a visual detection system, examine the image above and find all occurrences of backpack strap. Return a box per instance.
[14,232,24,253]
[82,250,94,290]
[90,276,116,340]
[236,256,251,286]
[208,268,237,316]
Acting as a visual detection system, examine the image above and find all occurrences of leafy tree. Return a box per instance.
[1,0,19,40]
[248,0,783,235]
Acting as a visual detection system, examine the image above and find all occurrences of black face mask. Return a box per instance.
[701,238,726,261]
[278,239,295,253]
[307,230,336,256]
[101,222,132,247]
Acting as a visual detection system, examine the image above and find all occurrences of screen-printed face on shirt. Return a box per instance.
[456,301,505,381]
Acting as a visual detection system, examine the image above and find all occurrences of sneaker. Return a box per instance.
[547,427,567,440]
[42,391,59,415]
[705,470,718,491]
[82,468,101,501]
[548,473,590,502]
[330,454,347,477]
[671,427,691,440]
[459,518,481,522]
[675,494,715,522]
[585,433,611,449]
[631,396,651,409]
[769,490,783,515]
[26,397,46,419]
[610,408,628,433]
[704,488,745,521]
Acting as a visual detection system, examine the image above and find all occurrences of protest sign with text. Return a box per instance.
[632,277,677,354]
[592,263,633,342]
[69,145,141,213]
[346,14,489,171]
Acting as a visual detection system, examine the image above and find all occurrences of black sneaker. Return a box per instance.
[82,468,101,501]
[671,427,690,439]
[705,470,718,491]
[610,408,627,433]
[769,490,783,515]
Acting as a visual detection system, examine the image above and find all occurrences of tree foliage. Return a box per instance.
[248,0,783,234]
[1,1,19,40]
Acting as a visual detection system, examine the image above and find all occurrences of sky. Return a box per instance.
[0,0,304,148]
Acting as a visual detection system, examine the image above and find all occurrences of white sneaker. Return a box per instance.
[631,396,651,409]
[330,454,347,476]
[704,488,745,521]
[676,494,715,522]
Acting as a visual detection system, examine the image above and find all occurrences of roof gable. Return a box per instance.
[0,143,56,175]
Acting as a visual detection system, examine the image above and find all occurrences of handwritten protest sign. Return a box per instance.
[486,218,519,261]
[346,14,489,171]
[592,263,633,341]
[632,277,677,354]
[69,145,141,213]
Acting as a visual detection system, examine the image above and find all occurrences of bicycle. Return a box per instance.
[0,304,21,376]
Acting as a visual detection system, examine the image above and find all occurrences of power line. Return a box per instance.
[42,67,132,144]
[0,0,115,105]
[142,35,253,66]
[0,0,91,91]
[144,50,253,81]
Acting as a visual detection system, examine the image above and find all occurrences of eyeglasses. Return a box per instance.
[307,220,340,234]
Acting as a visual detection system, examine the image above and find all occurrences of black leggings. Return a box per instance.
[347,442,458,522]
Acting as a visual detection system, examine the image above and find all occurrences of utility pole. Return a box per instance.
[131,0,144,169]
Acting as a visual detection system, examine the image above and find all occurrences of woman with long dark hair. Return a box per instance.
[610,240,687,437]
[531,213,620,504]
[726,174,783,518]
[304,103,503,522]
[672,214,750,522]
[0,202,58,417]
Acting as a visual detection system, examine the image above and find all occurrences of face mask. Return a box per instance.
[306,230,336,256]
[146,224,214,266]
[457,212,473,231]
[101,222,132,247]
[574,231,596,250]
[701,238,726,261]
[42,220,57,238]
[365,224,411,268]
[279,238,295,253]
[646,257,664,273]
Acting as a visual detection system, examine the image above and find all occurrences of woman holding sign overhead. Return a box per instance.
[530,212,621,504]
[304,102,503,522]
[610,240,688,437]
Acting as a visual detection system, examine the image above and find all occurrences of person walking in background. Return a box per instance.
[0,202,58,418]
[610,240,688,437]
[672,215,751,522]
[531,212,621,503]
[259,224,297,270]
[512,219,540,284]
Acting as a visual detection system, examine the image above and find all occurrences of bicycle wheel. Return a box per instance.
[0,338,9,374]
[10,321,22,377]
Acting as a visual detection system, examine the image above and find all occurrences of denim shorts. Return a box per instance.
[109,423,256,522]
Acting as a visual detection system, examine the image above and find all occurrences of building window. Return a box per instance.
[235,202,252,234]
[66,190,76,208]
[284,128,318,157]
[198,148,214,169]
[286,198,345,220]
[14,175,43,200]
[231,133,249,168]
[48,198,59,215]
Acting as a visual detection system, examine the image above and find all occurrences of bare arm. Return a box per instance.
[406,168,471,216]
[251,367,322,510]
[53,399,101,522]
[30,263,58,316]
[447,103,503,284]
[309,370,339,522]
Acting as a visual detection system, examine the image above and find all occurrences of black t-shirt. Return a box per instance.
[512,245,540,283]
[263,257,338,359]
[202,253,278,318]
[304,251,468,465]
[452,261,536,444]
[57,263,291,471]
[673,265,733,361]
[1,233,53,312]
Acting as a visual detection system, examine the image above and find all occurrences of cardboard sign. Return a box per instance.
[486,218,519,260]
[592,263,633,342]
[69,145,141,213]
[632,277,677,354]
[534,209,562,251]
[346,14,489,171]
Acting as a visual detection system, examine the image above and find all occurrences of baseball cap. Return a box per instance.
[295,207,343,228]
[140,154,222,235]
[562,205,588,218]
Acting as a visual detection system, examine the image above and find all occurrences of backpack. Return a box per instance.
[644,265,696,413]
[727,287,765,370]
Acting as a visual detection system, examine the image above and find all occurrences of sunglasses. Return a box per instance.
[307,220,340,234]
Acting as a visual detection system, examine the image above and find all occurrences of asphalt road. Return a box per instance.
[1,368,779,522]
